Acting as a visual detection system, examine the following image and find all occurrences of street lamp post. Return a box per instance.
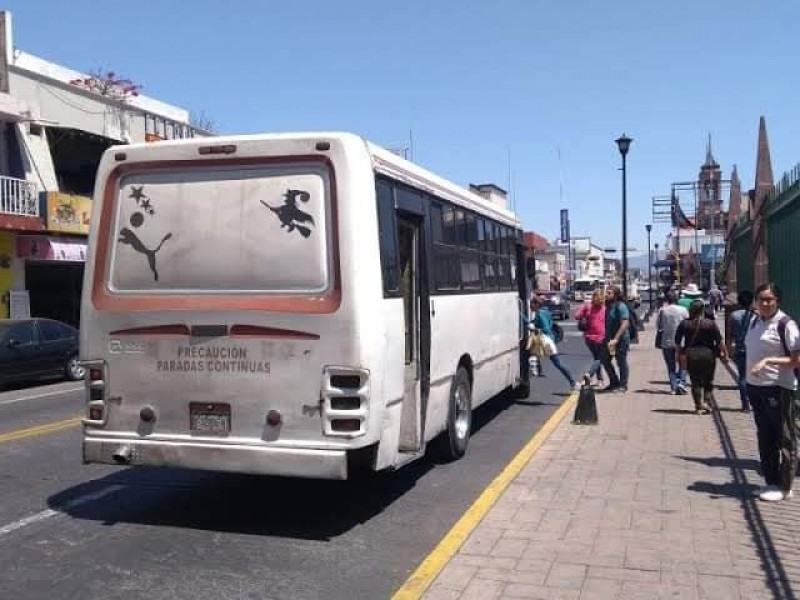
[654,242,659,293]
[646,224,652,312]
[615,134,633,302]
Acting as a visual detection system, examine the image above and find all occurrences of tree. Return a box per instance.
[69,69,141,102]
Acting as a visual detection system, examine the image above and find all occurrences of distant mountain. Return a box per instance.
[626,253,653,271]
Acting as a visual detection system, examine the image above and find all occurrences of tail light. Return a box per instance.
[321,367,369,438]
[82,360,108,427]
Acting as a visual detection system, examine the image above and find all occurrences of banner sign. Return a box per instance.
[16,236,87,261]
[46,192,92,234]
[560,209,569,244]
[700,244,725,265]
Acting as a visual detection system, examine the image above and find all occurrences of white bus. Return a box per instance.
[80,133,529,479]
[572,277,600,302]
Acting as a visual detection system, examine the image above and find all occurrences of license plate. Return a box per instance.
[189,402,231,436]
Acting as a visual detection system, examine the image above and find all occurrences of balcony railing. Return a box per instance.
[0,176,38,218]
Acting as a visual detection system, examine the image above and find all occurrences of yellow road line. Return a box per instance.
[392,391,580,600]
[0,417,81,445]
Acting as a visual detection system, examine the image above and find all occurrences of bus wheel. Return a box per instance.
[436,366,472,461]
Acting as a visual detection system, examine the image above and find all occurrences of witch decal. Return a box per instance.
[261,189,315,238]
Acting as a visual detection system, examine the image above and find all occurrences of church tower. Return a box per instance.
[697,135,723,231]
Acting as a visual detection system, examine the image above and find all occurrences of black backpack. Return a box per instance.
[615,301,639,344]
[628,306,640,344]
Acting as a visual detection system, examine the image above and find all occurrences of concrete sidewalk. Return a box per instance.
[422,321,800,600]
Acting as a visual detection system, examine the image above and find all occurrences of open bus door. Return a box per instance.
[516,242,531,397]
[395,204,431,453]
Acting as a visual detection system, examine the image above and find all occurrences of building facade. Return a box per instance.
[0,11,206,325]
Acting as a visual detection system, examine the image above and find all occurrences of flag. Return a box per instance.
[671,196,695,229]
[683,247,698,281]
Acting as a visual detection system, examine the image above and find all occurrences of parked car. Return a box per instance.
[0,318,83,387]
[538,291,571,320]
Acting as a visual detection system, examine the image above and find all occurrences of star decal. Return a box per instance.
[129,186,147,205]
[140,198,155,215]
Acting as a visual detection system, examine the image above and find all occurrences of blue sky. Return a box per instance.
[7,1,800,256]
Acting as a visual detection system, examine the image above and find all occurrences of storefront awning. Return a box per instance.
[16,236,87,261]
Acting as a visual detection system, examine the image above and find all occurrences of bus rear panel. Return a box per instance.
[81,136,376,480]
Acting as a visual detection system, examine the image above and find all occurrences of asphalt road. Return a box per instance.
[0,325,595,600]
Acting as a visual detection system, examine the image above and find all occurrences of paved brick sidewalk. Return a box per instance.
[423,319,800,600]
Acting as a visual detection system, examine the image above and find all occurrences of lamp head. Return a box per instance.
[615,134,632,156]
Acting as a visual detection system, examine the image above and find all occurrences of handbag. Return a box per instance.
[654,310,664,349]
[577,316,588,332]
[576,305,589,332]
[678,319,702,369]
[527,330,555,357]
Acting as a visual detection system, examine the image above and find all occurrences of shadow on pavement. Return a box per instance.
[46,388,519,541]
[634,388,669,396]
[677,455,760,472]
[687,480,760,499]
[652,408,696,415]
[689,399,798,599]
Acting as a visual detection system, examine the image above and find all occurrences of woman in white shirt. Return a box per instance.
[746,283,800,502]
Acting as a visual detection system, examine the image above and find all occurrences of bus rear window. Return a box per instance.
[108,164,332,294]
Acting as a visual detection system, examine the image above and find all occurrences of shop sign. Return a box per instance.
[46,193,92,234]
[16,236,87,262]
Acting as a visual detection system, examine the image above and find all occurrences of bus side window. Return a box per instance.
[376,179,400,296]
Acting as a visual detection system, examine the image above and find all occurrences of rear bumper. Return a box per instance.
[83,437,348,480]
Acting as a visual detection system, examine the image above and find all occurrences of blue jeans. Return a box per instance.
[602,340,630,389]
[661,348,687,393]
[547,354,576,388]
[585,340,608,380]
[734,353,750,410]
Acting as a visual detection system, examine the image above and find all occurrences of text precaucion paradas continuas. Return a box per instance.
[156,346,270,374]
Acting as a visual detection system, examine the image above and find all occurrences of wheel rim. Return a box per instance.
[69,358,85,380]
[454,380,470,440]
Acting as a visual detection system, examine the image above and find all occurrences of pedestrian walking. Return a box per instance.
[709,286,723,314]
[601,285,631,393]
[655,290,689,395]
[729,290,756,411]
[678,283,703,310]
[745,283,800,502]
[529,296,579,390]
[675,299,728,414]
[577,289,608,386]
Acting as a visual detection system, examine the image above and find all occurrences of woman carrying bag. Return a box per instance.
[577,289,607,386]
[529,296,578,391]
[675,299,728,414]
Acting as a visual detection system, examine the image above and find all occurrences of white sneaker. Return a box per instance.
[759,486,786,502]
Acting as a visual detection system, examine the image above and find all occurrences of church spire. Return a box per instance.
[727,164,742,231]
[704,134,718,168]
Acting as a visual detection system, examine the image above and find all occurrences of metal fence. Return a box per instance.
[0,176,39,217]
[766,163,800,319]
[731,220,754,296]
[730,162,800,319]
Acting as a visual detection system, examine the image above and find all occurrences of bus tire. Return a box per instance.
[435,366,472,461]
